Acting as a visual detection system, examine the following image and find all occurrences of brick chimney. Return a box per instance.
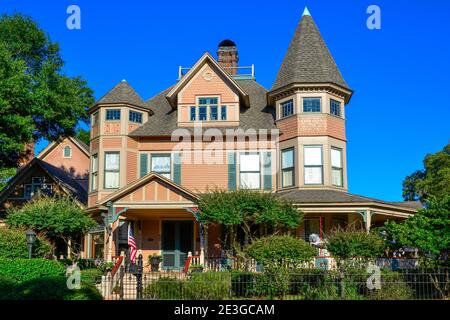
[17,142,35,168]
[217,39,239,75]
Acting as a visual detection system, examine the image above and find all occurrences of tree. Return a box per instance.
[198,189,302,250]
[5,195,96,256]
[0,167,16,191]
[75,128,90,146]
[0,14,94,168]
[402,143,450,202]
[384,195,450,266]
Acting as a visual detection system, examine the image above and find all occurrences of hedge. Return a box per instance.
[0,258,65,282]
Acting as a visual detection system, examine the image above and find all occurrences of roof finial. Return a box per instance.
[302,6,311,17]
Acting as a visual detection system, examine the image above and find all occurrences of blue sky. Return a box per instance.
[1,0,449,201]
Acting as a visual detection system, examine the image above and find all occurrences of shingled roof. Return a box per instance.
[95,80,147,108]
[277,189,421,212]
[272,8,349,92]
[129,79,276,136]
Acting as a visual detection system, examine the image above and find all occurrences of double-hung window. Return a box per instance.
[331,148,343,187]
[106,109,121,120]
[129,111,143,123]
[210,106,218,120]
[330,99,341,117]
[239,153,261,189]
[304,146,323,185]
[91,154,98,191]
[198,97,218,121]
[281,100,294,118]
[281,148,295,188]
[104,152,120,189]
[151,154,171,179]
[303,98,321,113]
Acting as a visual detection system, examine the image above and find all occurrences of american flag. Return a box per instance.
[128,222,137,264]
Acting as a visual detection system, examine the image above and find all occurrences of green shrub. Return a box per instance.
[144,277,184,299]
[0,258,65,282]
[0,227,52,259]
[185,272,231,300]
[245,235,317,267]
[326,227,385,264]
[80,268,103,284]
[1,276,102,300]
[372,270,413,300]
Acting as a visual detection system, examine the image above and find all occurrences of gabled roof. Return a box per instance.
[37,136,90,160]
[129,79,276,137]
[271,8,350,92]
[166,52,250,108]
[0,158,87,206]
[97,172,199,205]
[94,80,147,109]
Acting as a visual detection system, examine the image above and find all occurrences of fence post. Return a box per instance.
[119,265,125,300]
[136,254,143,299]
[339,271,346,300]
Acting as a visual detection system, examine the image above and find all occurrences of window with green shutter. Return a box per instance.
[173,153,181,184]
[139,153,148,178]
[228,152,236,190]
[263,152,272,190]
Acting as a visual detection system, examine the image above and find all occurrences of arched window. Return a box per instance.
[63,145,72,158]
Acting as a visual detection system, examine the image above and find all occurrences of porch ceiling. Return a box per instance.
[120,208,197,219]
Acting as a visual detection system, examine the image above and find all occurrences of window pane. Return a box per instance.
[129,111,142,123]
[105,153,120,170]
[199,97,217,105]
[331,148,342,168]
[92,174,98,191]
[92,155,98,172]
[64,146,71,157]
[330,99,341,117]
[151,155,171,173]
[282,149,294,169]
[210,106,218,120]
[240,172,260,189]
[106,109,121,120]
[282,169,294,187]
[305,167,322,184]
[199,106,207,120]
[105,172,119,188]
[190,107,196,121]
[221,106,227,120]
[332,168,343,186]
[240,154,260,172]
[303,98,321,112]
[281,100,294,118]
[304,147,322,165]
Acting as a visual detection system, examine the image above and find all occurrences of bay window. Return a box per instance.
[304,146,323,185]
[330,99,341,117]
[281,100,294,118]
[151,154,171,179]
[106,109,121,120]
[104,152,120,189]
[239,153,261,189]
[281,148,295,188]
[331,147,343,187]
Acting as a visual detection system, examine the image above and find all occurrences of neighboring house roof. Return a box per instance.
[0,158,87,206]
[37,136,90,159]
[271,8,350,92]
[129,79,276,137]
[94,80,147,108]
[277,189,420,213]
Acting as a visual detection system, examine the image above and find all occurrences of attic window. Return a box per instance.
[63,145,72,158]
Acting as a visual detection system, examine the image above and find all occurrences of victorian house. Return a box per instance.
[83,9,419,269]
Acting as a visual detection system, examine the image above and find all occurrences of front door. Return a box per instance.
[162,220,194,270]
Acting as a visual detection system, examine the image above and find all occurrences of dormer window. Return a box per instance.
[106,109,121,120]
[303,98,321,113]
[129,110,143,123]
[189,97,228,122]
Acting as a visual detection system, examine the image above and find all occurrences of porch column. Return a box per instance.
[199,222,205,266]
[365,209,372,233]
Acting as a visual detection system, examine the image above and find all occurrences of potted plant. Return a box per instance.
[148,254,163,272]
[189,263,204,273]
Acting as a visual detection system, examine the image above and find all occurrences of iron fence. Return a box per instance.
[91,267,449,300]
